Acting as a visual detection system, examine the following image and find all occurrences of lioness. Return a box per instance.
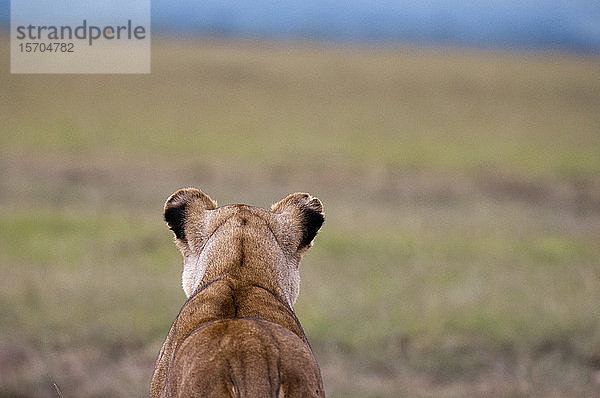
[150,188,325,397]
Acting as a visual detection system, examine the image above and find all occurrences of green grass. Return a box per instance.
[1,38,600,397]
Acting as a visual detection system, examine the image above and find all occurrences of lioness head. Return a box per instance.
[163,188,324,305]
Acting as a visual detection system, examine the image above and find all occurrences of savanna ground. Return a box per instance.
[1,38,599,397]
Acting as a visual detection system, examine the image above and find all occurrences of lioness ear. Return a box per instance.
[272,193,325,249]
[164,188,217,241]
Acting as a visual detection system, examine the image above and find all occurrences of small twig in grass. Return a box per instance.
[53,382,64,398]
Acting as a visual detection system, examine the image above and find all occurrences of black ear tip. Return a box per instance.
[271,192,324,248]
[163,188,218,241]
[300,205,325,248]
[164,202,187,241]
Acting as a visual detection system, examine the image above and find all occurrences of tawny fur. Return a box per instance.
[150,188,325,398]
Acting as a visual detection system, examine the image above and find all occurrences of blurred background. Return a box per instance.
[1,1,600,397]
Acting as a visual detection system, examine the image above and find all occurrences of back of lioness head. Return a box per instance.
[163,188,325,305]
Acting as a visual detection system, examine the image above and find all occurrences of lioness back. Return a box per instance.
[151,188,326,397]
[166,318,323,398]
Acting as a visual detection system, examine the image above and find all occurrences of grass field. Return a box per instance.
[1,38,600,397]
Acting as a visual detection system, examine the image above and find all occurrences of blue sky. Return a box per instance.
[3,1,600,53]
